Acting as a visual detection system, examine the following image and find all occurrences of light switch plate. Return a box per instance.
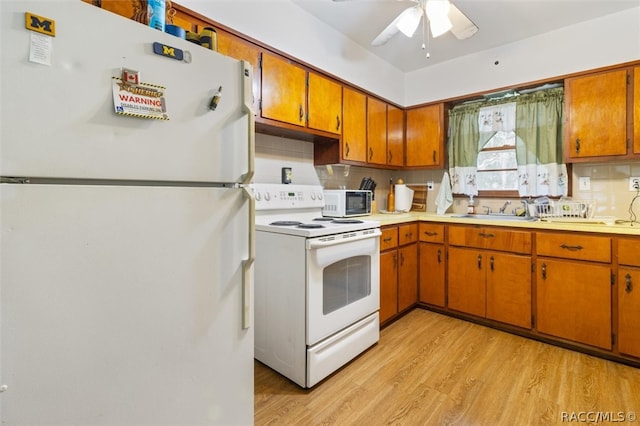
[579,177,590,191]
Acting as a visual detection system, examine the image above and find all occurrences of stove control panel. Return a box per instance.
[250,183,325,211]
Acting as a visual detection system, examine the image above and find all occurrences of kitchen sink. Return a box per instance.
[452,214,537,222]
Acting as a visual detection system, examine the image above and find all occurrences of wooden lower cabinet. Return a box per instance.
[486,252,532,329]
[448,246,486,317]
[419,243,445,307]
[536,258,612,350]
[618,237,640,358]
[379,223,418,325]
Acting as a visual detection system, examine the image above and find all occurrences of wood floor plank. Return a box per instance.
[255,309,640,425]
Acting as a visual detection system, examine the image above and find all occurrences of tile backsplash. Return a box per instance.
[255,134,640,220]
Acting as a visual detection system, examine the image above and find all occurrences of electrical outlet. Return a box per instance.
[427,181,434,190]
[630,177,640,191]
[578,177,590,191]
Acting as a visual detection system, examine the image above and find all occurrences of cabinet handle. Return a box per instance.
[560,244,583,251]
[541,262,547,280]
[432,150,436,164]
[437,249,442,264]
[490,256,495,272]
[626,273,633,294]
[336,115,341,131]
[423,231,439,237]
[477,254,482,270]
[479,232,495,238]
[400,252,405,266]
[575,138,581,154]
[299,105,305,122]
[369,147,373,161]
[405,232,413,238]
[345,142,350,158]
[388,150,392,163]
[383,237,393,242]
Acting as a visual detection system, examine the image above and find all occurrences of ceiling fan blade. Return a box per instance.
[371,5,422,46]
[449,2,478,39]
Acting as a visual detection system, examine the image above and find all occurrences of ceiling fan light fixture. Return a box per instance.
[396,6,423,38]
[429,16,452,38]
[425,0,450,21]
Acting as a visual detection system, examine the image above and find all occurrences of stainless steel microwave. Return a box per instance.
[322,190,372,217]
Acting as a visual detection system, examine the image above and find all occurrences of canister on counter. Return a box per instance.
[200,27,218,51]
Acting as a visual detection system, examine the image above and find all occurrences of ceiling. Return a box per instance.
[292,0,639,72]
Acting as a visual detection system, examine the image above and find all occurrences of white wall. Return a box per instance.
[405,7,640,105]
[178,0,406,104]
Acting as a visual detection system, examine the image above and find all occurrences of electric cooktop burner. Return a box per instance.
[298,223,325,229]
[332,219,364,224]
[312,217,335,222]
[270,221,303,226]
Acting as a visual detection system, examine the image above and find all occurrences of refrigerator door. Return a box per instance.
[0,184,253,425]
[0,1,251,184]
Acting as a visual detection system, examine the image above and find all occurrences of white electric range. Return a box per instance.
[251,183,381,388]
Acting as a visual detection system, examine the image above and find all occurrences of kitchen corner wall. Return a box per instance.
[255,134,640,221]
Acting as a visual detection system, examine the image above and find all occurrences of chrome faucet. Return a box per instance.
[498,200,511,214]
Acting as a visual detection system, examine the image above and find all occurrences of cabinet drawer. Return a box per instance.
[618,237,640,266]
[380,227,398,251]
[419,223,445,243]
[448,225,532,254]
[536,232,611,263]
[398,223,418,246]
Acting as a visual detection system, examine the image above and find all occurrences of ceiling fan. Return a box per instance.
[334,0,478,57]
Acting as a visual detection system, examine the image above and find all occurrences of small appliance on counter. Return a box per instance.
[322,189,373,217]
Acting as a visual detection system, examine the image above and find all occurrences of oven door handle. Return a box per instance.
[306,229,381,249]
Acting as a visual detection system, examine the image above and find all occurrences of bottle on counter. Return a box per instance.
[387,179,395,212]
[467,195,476,214]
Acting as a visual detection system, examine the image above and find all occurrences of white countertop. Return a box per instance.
[365,211,640,236]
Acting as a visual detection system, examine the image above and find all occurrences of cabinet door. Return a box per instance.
[387,105,404,167]
[261,53,306,126]
[635,66,640,155]
[486,252,532,329]
[618,267,640,358]
[367,97,387,165]
[447,246,486,317]
[536,258,611,349]
[308,73,342,134]
[565,69,627,159]
[379,250,398,324]
[342,87,367,162]
[217,32,261,112]
[419,243,445,307]
[406,104,444,167]
[398,244,418,312]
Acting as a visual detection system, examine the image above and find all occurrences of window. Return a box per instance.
[447,87,567,198]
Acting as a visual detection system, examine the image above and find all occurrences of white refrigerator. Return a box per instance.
[0,1,255,425]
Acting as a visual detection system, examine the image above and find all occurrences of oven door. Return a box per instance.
[306,228,381,345]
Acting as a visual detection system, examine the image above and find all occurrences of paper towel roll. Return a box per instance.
[394,184,414,212]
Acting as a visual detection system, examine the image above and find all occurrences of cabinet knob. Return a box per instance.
[541,262,547,280]
[437,249,442,264]
[626,273,633,294]
[369,147,373,161]
[477,254,482,270]
[575,138,581,154]
[490,256,495,272]
[299,105,304,122]
[336,115,341,131]
[560,244,583,251]
[345,142,350,158]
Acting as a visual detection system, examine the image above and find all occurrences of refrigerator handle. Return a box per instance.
[241,185,255,330]
[240,60,255,185]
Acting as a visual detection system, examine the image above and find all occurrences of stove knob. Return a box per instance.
[264,192,271,201]
[317,192,323,200]
[310,193,316,200]
[254,192,261,201]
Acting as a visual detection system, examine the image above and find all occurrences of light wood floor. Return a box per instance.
[255,309,640,425]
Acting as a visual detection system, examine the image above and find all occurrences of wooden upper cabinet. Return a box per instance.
[307,73,342,135]
[405,103,444,167]
[217,32,261,112]
[260,52,306,127]
[342,87,367,162]
[634,66,640,155]
[367,97,387,165]
[565,68,628,160]
[387,104,404,167]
